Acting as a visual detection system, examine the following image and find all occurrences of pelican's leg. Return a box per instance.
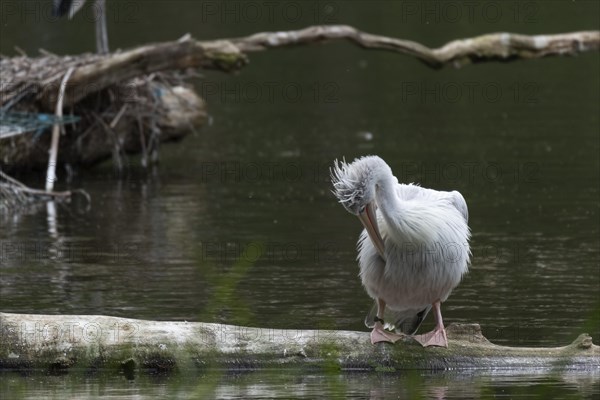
[370,298,405,344]
[94,0,109,54]
[413,300,448,348]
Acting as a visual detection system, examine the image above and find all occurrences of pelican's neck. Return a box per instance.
[373,172,401,222]
[373,170,435,244]
[369,163,420,243]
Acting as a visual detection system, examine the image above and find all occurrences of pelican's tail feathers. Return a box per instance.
[364,302,431,335]
[391,305,432,335]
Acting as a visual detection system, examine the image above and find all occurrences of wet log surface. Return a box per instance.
[1,313,598,375]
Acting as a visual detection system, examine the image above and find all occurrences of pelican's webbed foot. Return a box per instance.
[413,328,448,348]
[370,320,406,344]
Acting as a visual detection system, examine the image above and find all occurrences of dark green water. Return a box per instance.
[1,1,599,398]
[1,370,598,399]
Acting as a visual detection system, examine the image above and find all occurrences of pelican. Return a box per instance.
[53,0,109,54]
[331,156,470,347]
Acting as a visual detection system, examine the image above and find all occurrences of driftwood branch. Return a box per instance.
[1,26,598,172]
[37,40,247,109]
[0,313,597,374]
[25,27,599,109]
[232,26,600,67]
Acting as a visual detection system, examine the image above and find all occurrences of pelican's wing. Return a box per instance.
[364,302,431,335]
[395,183,469,223]
[394,183,424,201]
[449,190,469,223]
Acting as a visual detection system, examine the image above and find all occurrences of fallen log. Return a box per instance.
[0,313,597,375]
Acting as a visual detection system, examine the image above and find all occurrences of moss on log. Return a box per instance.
[0,313,597,375]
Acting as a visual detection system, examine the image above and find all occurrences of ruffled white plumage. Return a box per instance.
[332,156,471,336]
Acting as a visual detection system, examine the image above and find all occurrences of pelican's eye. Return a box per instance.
[359,205,366,214]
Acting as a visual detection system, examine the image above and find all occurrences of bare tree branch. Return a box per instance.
[4,26,594,109]
[35,40,247,109]
[1,26,598,171]
[230,26,600,68]
[46,67,75,192]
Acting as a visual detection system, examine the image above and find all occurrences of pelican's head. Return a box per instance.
[331,156,391,258]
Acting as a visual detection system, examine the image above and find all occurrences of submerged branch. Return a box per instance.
[0,313,597,374]
[0,170,83,213]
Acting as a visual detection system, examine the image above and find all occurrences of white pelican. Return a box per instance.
[53,0,109,54]
[331,155,470,347]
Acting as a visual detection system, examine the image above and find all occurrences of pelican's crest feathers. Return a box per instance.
[330,156,388,214]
